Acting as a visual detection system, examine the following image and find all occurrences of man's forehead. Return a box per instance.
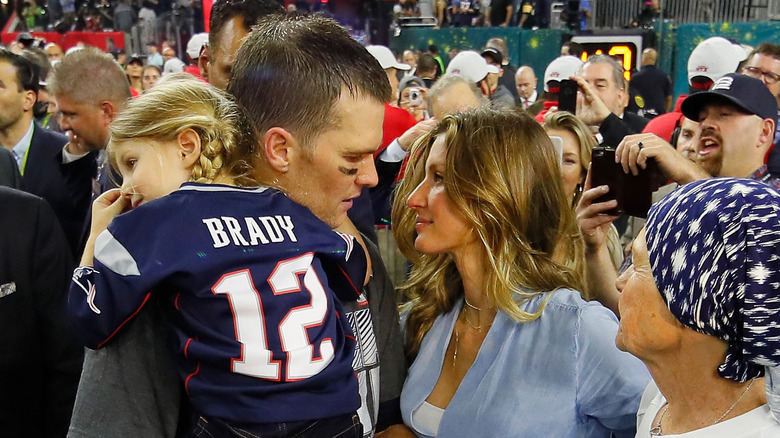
[749,52,780,66]
[212,17,249,59]
[582,63,613,81]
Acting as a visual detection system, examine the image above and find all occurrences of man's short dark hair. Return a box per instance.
[562,41,583,58]
[208,0,284,50]
[0,49,39,93]
[417,53,437,74]
[20,48,49,86]
[750,42,780,62]
[229,14,391,147]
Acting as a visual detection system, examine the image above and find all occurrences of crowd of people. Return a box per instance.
[3,0,780,437]
[392,0,592,30]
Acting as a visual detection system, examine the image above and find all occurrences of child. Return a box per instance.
[69,76,365,436]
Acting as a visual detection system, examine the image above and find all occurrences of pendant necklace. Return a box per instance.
[649,378,756,436]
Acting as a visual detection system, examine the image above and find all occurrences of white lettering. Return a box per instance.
[260,217,284,243]
[202,218,230,248]
[245,217,270,245]
[203,216,298,248]
[222,216,250,246]
[276,215,297,242]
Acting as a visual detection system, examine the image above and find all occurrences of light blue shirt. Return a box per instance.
[401,289,650,437]
[10,120,34,173]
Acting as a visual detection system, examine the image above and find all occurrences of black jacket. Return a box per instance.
[0,188,83,437]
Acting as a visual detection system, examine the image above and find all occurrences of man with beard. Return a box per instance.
[614,73,779,188]
[0,49,93,257]
[576,73,779,319]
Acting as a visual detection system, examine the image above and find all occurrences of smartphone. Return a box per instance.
[548,135,564,166]
[590,147,622,216]
[558,79,578,114]
[589,146,661,218]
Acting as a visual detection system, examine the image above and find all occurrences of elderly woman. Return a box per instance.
[617,177,780,437]
[382,107,649,437]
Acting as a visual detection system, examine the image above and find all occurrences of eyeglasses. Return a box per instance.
[742,66,780,85]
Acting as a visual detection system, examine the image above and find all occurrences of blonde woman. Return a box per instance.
[544,111,624,306]
[382,107,649,437]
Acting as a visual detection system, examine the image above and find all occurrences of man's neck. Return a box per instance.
[0,115,32,150]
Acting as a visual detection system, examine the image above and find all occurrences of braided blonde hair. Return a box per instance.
[108,73,256,187]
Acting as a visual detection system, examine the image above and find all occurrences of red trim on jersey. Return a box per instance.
[337,265,361,298]
[96,292,152,349]
[184,363,201,395]
[184,337,195,359]
[174,292,181,311]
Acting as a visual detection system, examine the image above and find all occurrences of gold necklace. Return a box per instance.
[649,378,756,436]
[452,326,459,371]
[462,299,491,332]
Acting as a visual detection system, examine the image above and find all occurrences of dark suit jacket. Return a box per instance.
[0,147,23,189]
[599,111,650,148]
[0,187,83,438]
[21,122,97,257]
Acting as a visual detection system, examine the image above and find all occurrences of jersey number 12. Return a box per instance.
[212,253,334,381]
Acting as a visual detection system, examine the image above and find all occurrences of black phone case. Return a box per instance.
[590,147,660,218]
[558,79,578,114]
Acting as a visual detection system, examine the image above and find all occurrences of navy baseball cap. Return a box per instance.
[681,73,778,122]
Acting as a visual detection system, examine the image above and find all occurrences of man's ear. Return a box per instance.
[759,117,775,150]
[478,78,490,96]
[198,45,210,81]
[22,90,36,112]
[100,101,118,124]
[177,128,202,168]
[262,127,296,173]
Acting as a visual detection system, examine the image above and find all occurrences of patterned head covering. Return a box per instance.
[645,178,780,419]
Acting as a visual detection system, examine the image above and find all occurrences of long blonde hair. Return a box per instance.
[392,107,585,360]
[543,110,598,207]
[109,74,257,187]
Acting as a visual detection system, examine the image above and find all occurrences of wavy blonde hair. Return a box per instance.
[393,107,585,360]
[108,74,256,187]
[543,110,598,207]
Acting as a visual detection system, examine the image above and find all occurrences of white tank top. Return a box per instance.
[411,401,445,436]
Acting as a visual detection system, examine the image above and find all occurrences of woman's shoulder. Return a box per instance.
[509,288,620,335]
[516,288,607,314]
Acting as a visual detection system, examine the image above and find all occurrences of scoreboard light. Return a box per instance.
[570,35,645,81]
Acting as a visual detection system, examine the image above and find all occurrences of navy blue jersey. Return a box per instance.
[69,183,365,425]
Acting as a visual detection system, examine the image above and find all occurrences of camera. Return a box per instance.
[589,146,661,218]
[409,87,422,106]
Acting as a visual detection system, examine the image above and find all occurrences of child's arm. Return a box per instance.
[70,194,162,350]
[79,188,129,267]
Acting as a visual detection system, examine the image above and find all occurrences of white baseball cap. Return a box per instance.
[687,36,744,85]
[186,33,209,60]
[445,50,499,83]
[366,45,410,71]
[543,55,583,91]
[163,57,185,75]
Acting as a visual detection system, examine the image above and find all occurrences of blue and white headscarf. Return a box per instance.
[645,178,780,420]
